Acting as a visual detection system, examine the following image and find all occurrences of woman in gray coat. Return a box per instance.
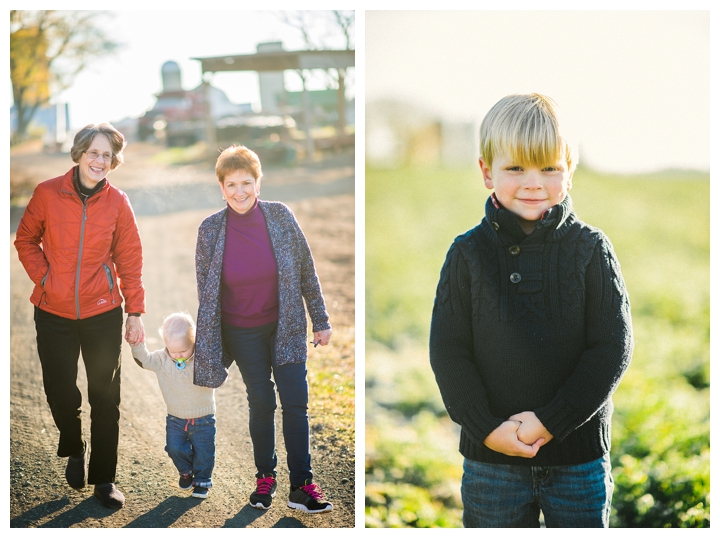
[194,145,333,513]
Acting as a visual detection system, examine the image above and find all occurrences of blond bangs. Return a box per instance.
[480,93,575,171]
[497,115,564,169]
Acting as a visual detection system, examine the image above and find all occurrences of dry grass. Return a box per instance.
[308,326,356,452]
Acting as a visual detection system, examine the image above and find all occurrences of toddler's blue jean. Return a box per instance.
[165,414,216,488]
[222,321,312,487]
[461,454,613,528]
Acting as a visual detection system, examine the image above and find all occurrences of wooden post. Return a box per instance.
[337,68,346,136]
[300,70,315,162]
[203,73,216,159]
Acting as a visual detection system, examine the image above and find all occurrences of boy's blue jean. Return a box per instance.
[461,454,613,528]
[222,321,312,487]
[165,414,216,488]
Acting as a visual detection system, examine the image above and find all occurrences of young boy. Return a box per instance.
[130,312,217,499]
[429,93,633,528]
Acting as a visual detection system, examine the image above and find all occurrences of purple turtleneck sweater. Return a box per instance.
[221,199,279,327]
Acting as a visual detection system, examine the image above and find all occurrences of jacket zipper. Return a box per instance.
[103,264,114,292]
[75,201,88,319]
[63,187,91,319]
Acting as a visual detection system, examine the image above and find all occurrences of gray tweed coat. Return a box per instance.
[193,200,331,388]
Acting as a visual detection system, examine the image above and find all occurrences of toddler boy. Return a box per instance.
[131,312,216,499]
[429,93,633,527]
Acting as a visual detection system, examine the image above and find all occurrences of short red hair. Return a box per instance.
[215,145,262,183]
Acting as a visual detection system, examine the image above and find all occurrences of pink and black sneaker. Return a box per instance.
[287,481,333,514]
[249,474,277,509]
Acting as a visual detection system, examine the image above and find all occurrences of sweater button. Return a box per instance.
[510,272,522,283]
[492,221,500,231]
[509,245,520,256]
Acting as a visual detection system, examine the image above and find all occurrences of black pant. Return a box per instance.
[34,306,123,484]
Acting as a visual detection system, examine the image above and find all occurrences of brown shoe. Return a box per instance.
[93,483,125,509]
[65,441,87,490]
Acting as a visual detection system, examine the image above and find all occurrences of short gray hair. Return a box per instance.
[70,123,127,170]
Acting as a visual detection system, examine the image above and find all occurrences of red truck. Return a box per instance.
[138,87,207,147]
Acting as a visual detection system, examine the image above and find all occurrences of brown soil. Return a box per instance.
[9,142,356,528]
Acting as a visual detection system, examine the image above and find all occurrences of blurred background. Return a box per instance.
[10,10,354,162]
[365,10,710,528]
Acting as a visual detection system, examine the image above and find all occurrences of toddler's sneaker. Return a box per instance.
[249,474,277,509]
[288,482,333,514]
[178,473,193,490]
[191,486,209,499]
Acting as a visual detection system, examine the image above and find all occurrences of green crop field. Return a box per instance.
[365,164,710,528]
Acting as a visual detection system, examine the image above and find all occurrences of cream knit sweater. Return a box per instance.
[131,342,215,419]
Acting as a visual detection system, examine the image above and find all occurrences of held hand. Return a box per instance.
[483,420,544,458]
[312,328,332,347]
[124,316,145,346]
[508,411,554,447]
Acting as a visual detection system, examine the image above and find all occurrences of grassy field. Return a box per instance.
[308,327,356,453]
[364,164,710,528]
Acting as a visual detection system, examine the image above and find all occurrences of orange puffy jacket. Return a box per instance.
[15,167,145,320]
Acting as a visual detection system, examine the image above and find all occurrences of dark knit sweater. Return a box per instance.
[429,194,633,466]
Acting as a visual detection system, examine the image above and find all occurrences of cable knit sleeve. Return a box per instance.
[429,242,505,446]
[290,209,331,333]
[195,217,215,303]
[535,234,634,441]
[193,210,230,388]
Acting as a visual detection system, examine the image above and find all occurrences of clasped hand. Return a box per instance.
[124,315,145,346]
[483,411,554,458]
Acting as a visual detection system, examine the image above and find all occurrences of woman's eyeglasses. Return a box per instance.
[85,150,113,162]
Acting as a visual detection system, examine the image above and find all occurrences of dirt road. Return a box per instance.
[9,143,356,528]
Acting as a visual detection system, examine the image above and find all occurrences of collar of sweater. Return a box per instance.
[484,193,575,244]
[227,197,260,221]
[72,166,107,200]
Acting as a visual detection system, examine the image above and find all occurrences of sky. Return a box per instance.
[8,7,711,175]
[10,9,354,132]
[366,9,710,174]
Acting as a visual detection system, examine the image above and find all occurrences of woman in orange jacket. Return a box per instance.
[14,123,145,510]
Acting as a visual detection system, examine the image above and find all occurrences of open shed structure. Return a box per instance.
[192,47,355,159]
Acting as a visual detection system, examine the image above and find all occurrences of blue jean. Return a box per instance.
[461,454,613,528]
[165,414,216,488]
[222,321,312,486]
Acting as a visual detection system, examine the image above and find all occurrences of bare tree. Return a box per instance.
[332,10,355,50]
[10,10,120,142]
[275,10,355,135]
[275,10,354,51]
[276,11,317,49]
